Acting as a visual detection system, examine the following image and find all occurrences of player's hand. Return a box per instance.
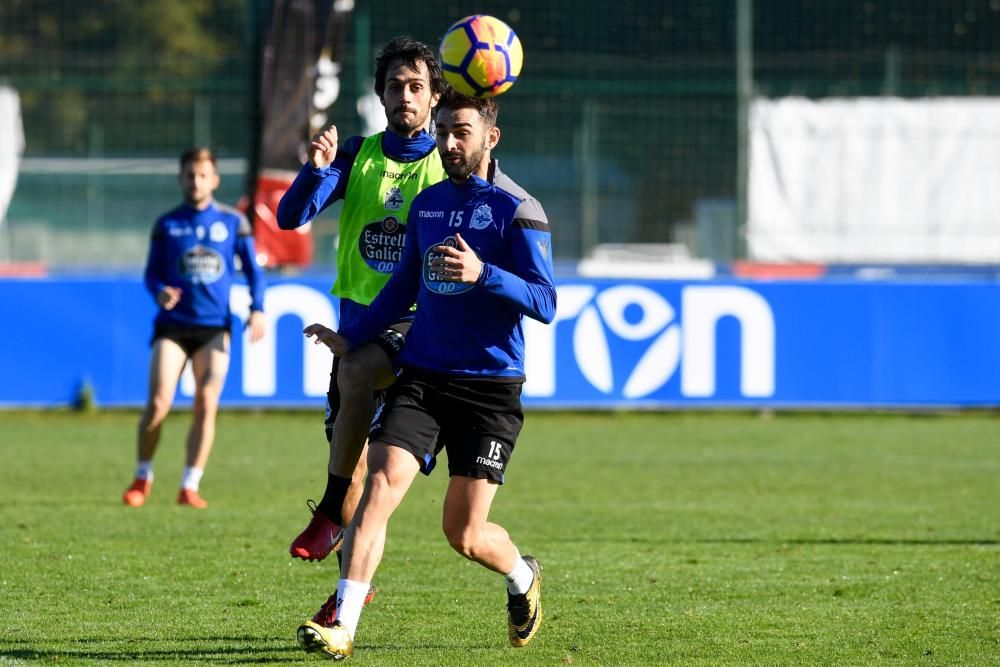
[308,125,339,169]
[157,286,182,310]
[303,323,350,356]
[246,310,266,344]
[432,233,483,284]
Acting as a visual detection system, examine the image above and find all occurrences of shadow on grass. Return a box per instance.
[0,641,301,664]
[694,538,999,546]
[1,638,500,663]
[584,537,1000,546]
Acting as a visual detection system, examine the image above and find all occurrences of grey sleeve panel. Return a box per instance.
[493,169,550,227]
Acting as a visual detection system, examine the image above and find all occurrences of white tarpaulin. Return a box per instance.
[748,97,1000,263]
[0,84,25,228]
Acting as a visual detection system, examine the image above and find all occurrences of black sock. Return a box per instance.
[316,474,351,525]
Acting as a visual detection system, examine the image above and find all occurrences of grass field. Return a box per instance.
[1,410,997,665]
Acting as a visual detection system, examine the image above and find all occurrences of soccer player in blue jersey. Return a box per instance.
[295,88,555,660]
[276,37,445,578]
[122,148,266,509]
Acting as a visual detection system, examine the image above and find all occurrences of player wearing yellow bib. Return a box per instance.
[276,38,445,620]
[331,132,445,304]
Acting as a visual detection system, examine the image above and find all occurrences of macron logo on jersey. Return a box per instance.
[382,170,418,181]
[419,210,445,218]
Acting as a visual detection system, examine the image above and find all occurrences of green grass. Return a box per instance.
[1,411,998,665]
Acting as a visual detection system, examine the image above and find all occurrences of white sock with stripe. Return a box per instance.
[336,578,371,638]
[135,460,153,482]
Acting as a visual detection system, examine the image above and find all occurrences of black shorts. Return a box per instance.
[369,366,525,483]
[324,320,413,437]
[152,323,229,358]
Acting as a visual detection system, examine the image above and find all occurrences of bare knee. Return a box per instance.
[337,354,378,396]
[364,468,393,503]
[356,465,407,521]
[443,522,482,560]
[192,392,220,422]
[140,396,172,431]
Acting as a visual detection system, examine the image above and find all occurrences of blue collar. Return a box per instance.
[381,129,436,162]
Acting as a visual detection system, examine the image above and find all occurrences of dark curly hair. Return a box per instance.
[373,36,444,98]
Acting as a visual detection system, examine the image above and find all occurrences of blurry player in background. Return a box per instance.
[296,87,555,659]
[276,37,445,590]
[122,147,266,509]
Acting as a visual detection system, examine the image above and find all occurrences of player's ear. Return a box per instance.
[487,125,500,150]
[429,91,441,109]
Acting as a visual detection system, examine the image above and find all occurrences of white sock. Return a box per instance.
[504,547,534,595]
[135,460,153,482]
[180,466,204,491]
[336,578,371,638]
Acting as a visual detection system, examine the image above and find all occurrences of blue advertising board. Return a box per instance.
[1,273,998,408]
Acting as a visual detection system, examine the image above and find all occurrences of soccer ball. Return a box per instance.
[439,15,523,98]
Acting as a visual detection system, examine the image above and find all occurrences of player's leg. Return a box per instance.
[178,330,230,508]
[137,338,189,461]
[443,475,542,647]
[124,336,188,507]
[297,440,421,659]
[442,474,541,646]
[440,380,525,573]
[298,367,435,659]
[337,438,372,592]
[341,440,420,589]
[290,341,395,561]
[442,476,508,571]
[330,342,396,477]
[440,381,541,647]
[332,323,407,526]
[342,440,369,527]
[331,319,407,518]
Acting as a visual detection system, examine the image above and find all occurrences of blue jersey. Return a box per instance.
[143,201,266,328]
[345,162,556,379]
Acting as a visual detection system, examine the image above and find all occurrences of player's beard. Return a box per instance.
[388,105,428,136]
[443,138,488,181]
[184,189,212,207]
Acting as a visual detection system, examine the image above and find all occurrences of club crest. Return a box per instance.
[469,203,493,230]
[384,186,404,211]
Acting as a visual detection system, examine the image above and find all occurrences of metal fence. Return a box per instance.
[1,0,997,266]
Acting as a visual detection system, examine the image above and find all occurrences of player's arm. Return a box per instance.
[305,261,419,357]
[235,215,267,342]
[143,219,181,309]
[143,222,166,297]
[306,202,426,356]
[437,199,556,323]
[275,133,364,230]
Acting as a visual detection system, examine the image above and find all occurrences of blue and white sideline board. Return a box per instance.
[0,272,998,409]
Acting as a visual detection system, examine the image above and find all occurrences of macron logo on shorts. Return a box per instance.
[476,439,505,471]
[476,456,505,471]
